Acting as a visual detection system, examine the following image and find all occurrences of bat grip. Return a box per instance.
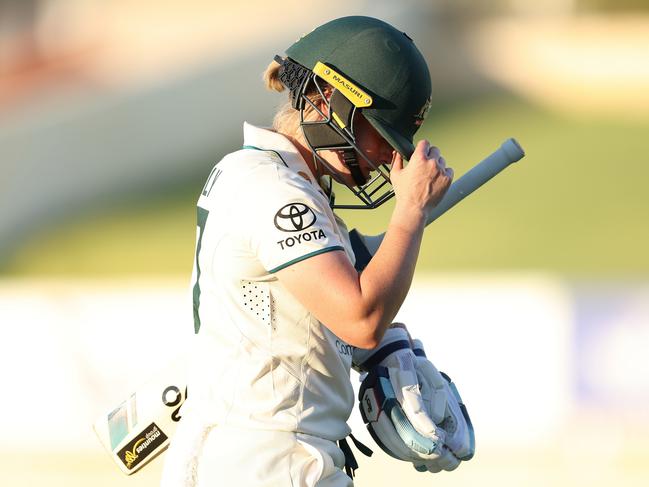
[425,138,524,225]
[352,138,525,263]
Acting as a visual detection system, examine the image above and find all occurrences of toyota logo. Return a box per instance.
[274,203,317,232]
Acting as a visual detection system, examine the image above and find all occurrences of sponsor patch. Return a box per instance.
[274,203,317,232]
[313,62,372,108]
[335,339,355,356]
[117,422,168,470]
[362,389,380,423]
[161,385,187,422]
[277,229,326,250]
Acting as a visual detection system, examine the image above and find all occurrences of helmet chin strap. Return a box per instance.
[311,147,367,189]
[341,149,367,187]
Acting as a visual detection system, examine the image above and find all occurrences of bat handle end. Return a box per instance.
[501,138,525,162]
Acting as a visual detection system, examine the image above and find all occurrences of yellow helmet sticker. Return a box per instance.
[313,62,373,108]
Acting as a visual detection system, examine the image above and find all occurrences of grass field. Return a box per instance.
[5,95,649,278]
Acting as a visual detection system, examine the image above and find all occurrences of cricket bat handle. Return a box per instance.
[351,138,526,266]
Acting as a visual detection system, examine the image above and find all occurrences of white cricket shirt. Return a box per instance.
[187,123,356,441]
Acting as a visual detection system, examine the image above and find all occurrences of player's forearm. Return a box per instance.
[356,203,426,347]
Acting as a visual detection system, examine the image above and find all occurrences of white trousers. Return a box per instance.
[160,423,353,487]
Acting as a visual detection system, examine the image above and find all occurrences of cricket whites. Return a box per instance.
[93,138,526,475]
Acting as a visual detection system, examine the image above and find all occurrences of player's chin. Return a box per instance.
[339,166,372,187]
[357,166,379,186]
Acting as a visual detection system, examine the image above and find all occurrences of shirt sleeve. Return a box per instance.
[246,165,346,274]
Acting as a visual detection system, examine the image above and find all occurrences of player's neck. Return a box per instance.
[282,132,322,180]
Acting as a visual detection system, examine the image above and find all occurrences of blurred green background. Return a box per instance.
[1,0,648,279]
[5,94,648,277]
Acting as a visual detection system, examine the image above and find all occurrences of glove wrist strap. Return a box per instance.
[358,340,411,370]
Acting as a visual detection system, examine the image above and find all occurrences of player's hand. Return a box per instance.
[390,140,454,218]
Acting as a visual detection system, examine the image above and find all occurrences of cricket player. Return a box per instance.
[161,16,472,487]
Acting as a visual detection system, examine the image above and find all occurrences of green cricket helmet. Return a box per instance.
[274,16,432,209]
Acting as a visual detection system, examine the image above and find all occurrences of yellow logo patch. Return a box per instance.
[313,62,373,108]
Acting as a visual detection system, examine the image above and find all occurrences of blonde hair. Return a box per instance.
[262,60,328,140]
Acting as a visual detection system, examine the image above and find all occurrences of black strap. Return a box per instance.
[338,434,373,479]
[359,339,412,370]
[338,438,358,479]
[349,433,373,457]
[413,347,426,358]
[342,149,366,187]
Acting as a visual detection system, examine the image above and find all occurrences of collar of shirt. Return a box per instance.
[242,122,320,186]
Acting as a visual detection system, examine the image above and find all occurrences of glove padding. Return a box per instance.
[353,328,475,474]
[354,328,447,465]
[411,338,475,473]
